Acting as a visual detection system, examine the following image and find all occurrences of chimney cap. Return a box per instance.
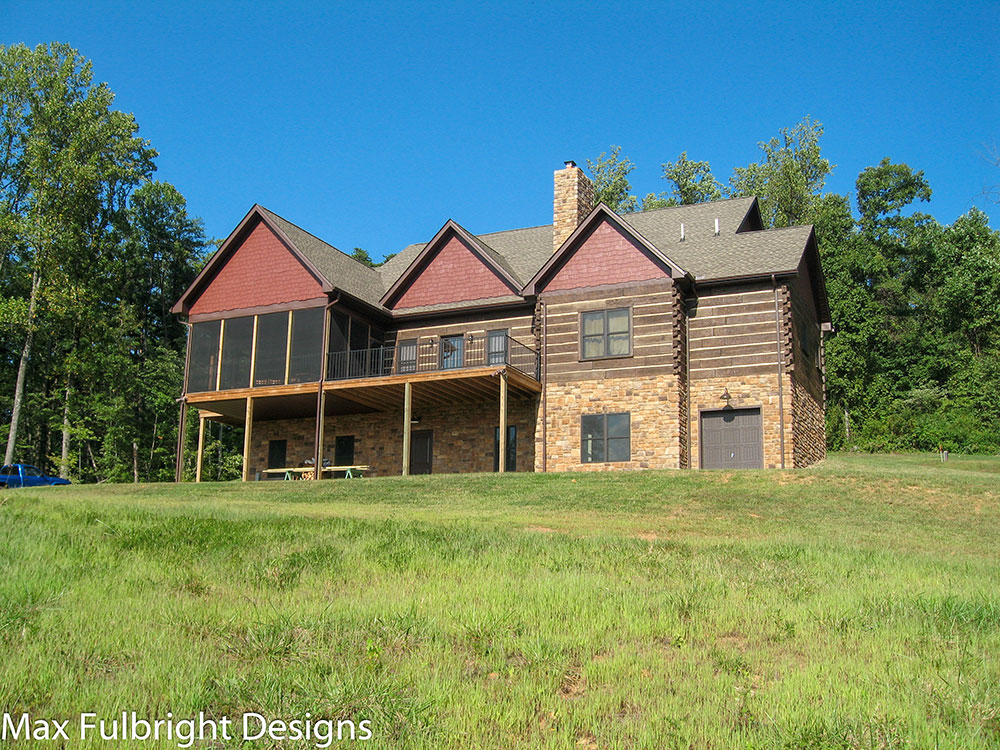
[564,160,577,169]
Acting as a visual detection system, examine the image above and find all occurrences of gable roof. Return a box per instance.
[175,196,821,318]
[522,203,688,296]
[381,219,522,307]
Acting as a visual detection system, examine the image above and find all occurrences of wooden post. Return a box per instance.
[402,381,412,476]
[314,391,326,480]
[215,318,225,391]
[242,397,254,482]
[195,414,206,482]
[284,311,293,385]
[498,371,508,473]
[249,315,259,388]
[174,400,187,482]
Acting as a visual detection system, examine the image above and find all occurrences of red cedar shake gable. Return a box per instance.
[385,225,520,310]
[187,218,326,315]
[540,216,669,293]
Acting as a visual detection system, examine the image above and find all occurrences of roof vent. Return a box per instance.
[680,222,685,242]
[714,218,720,236]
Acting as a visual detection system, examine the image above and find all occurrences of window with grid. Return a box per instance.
[581,413,631,463]
[580,308,631,359]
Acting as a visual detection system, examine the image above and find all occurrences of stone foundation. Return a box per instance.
[247,397,538,478]
[790,376,826,467]
[538,373,683,472]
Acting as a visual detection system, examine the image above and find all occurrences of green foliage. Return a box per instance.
[656,151,723,207]
[729,115,833,227]
[0,43,210,480]
[586,146,638,213]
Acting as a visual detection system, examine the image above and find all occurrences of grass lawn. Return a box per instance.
[1,452,999,748]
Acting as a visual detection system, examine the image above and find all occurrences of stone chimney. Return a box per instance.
[553,160,595,252]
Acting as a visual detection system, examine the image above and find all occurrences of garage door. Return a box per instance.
[701,408,763,469]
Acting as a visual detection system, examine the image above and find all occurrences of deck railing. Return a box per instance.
[326,334,539,382]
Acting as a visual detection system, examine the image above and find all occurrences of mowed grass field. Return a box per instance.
[1,454,999,749]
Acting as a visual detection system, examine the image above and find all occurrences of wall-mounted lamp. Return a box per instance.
[720,388,732,404]
[411,416,422,425]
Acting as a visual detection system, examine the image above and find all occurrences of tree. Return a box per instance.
[0,43,155,465]
[351,247,376,267]
[657,152,723,207]
[729,116,833,227]
[586,146,638,213]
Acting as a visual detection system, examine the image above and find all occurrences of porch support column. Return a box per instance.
[498,371,508,473]
[174,399,187,483]
[314,390,326,480]
[402,381,412,476]
[242,396,254,482]
[195,414,206,483]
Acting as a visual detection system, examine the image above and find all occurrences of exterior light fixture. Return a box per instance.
[721,388,732,403]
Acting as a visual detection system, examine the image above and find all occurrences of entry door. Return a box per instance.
[410,430,433,474]
[334,435,355,466]
[701,408,763,469]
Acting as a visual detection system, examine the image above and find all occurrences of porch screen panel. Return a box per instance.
[219,316,253,390]
[254,312,288,387]
[188,320,221,392]
[288,307,324,383]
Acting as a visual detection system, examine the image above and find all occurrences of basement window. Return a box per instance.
[581,413,631,463]
[581,308,631,359]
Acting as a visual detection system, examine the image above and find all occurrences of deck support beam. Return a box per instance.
[195,414,206,482]
[498,371,508,473]
[174,400,187,483]
[402,381,412,476]
[242,396,254,482]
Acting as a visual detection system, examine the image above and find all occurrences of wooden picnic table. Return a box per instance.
[261,465,369,480]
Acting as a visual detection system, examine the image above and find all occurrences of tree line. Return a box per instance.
[588,120,1000,453]
[2,44,997,484]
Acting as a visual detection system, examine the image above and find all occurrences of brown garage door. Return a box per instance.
[701,408,763,469]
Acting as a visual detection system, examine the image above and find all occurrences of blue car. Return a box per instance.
[0,464,71,488]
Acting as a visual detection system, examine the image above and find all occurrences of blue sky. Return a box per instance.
[6,1,999,261]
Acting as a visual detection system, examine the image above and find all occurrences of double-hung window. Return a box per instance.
[581,308,631,359]
[581,413,631,463]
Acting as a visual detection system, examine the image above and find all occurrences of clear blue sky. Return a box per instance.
[7,1,999,261]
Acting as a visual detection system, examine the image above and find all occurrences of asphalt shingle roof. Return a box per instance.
[263,196,813,313]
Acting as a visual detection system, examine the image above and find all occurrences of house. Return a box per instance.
[171,162,830,480]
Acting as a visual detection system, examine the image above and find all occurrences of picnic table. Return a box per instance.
[261,465,369,480]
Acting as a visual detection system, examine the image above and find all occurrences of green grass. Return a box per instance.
[1,452,999,748]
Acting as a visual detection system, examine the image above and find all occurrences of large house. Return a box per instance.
[171,162,830,480]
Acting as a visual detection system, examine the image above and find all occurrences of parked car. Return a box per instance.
[0,464,72,488]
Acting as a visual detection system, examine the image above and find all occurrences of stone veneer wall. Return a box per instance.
[790,375,826,467]
[688,373,794,470]
[538,373,683,472]
[248,397,538,478]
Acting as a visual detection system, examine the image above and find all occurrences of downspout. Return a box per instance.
[313,293,340,472]
[772,275,786,469]
[541,299,548,473]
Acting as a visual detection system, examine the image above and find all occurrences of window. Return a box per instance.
[23,465,42,477]
[581,413,630,463]
[267,440,287,469]
[440,335,464,370]
[397,339,417,373]
[219,316,253,390]
[581,308,631,359]
[334,435,356,466]
[254,312,289,386]
[487,329,509,365]
[288,307,324,383]
[188,320,221,392]
[493,426,516,472]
